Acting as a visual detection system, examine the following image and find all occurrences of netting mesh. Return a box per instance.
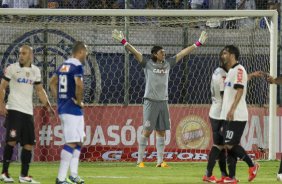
[0,13,272,162]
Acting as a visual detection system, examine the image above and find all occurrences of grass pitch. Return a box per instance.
[4,160,282,184]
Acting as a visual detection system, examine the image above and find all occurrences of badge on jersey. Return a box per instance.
[60,65,70,73]
[10,129,17,138]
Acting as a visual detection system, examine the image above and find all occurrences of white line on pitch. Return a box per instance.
[86,176,129,179]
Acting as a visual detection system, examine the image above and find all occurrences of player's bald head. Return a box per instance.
[19,45,33,66]
[72,41,87,55]
[20,45,33,53]
[72,41,88,63]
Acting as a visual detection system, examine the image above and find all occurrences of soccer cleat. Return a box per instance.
[68,175,84,184]
[19,176,40,183]
[156,162,169,168]
[56,178,73,184]
[216,176,239,183]
[277,173,282,181]
[0,173,14,183]
[202,175,217,183]
[223,176,237,183]
[216,176,226,183]
[248,162,259,182]
[137,162,145,168]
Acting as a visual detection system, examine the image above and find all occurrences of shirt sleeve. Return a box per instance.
[34,67,42,85]
[74,65,84,78]
[140,59,147,68]
[234,67,245,89]
[167,56,177,68]
[3,65,13,81]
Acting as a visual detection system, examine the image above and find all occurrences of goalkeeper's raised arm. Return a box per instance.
[175,31,208,63]
[267,75,282,84]
[112,29,143,63]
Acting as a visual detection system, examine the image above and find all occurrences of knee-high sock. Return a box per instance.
[218,149,228,177]
[2,144,14,174]
[156,136,165,165]
[227,149,237,178]
[21,148,32,177]
[58,145,74,181]
[206,146,221,177]
[230,145,254,167]
[137,135,148,163]
[70,145,81,177]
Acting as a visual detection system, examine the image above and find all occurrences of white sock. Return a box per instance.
[70,146,81,178]
[156,136,165,165]
[58,145,74,181]
[137,135,148,163]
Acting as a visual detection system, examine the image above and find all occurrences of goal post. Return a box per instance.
[0,9,278,161]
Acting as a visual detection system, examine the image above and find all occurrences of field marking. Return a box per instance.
[86,176,129,179]
[86,175,169,180]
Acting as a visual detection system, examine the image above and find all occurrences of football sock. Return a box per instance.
[230,145,254,167]
[2,144,14,174]
[218,149,228,176]
[137,135,148,164]
[21,148,32,177]
[70,145,81,178]
[206,146,221,177]
[58,145,74,181]
[227,150,237,178]
[156,136,165,165]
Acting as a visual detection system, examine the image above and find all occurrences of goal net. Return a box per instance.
[0,9,278,162]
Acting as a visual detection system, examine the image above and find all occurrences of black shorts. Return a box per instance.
[209,117,224,145]
[4,110,35,146]
[223,120,246,145]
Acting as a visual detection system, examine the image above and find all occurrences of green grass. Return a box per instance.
[4,160,282,184]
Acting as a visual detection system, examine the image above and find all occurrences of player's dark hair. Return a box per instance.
[223,45,240,60]
[151,45,163,62]
[72,41,87,54]
[219,48,224,66]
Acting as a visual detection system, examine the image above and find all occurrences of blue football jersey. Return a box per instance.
[55,58,84,115]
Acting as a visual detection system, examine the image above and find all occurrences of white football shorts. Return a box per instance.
[59,114,86,143]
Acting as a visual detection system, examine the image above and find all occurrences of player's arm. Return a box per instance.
[35,83,55,115]
[49,75,58,100]
[73,76,84,108]
[267,75,282,84]
[0,79,9,115]
[247,71,264,81]
[112,29,143,63]
[175,31,208,63]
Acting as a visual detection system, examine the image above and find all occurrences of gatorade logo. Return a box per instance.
[176,115,211,149]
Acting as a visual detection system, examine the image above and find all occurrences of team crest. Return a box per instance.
[10,129,16,138]
[144,120,151,127]
[60,65,70,72]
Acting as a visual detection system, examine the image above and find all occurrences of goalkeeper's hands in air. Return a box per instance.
[194,31,208,47]
[112,29,128,46]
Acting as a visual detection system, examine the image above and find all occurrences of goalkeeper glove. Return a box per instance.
[194,31,208,47]
[112,29,128,46]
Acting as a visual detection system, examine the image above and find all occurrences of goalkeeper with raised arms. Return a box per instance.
[112,29,207,168]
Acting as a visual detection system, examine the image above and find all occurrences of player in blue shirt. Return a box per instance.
[50,41,88,184]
